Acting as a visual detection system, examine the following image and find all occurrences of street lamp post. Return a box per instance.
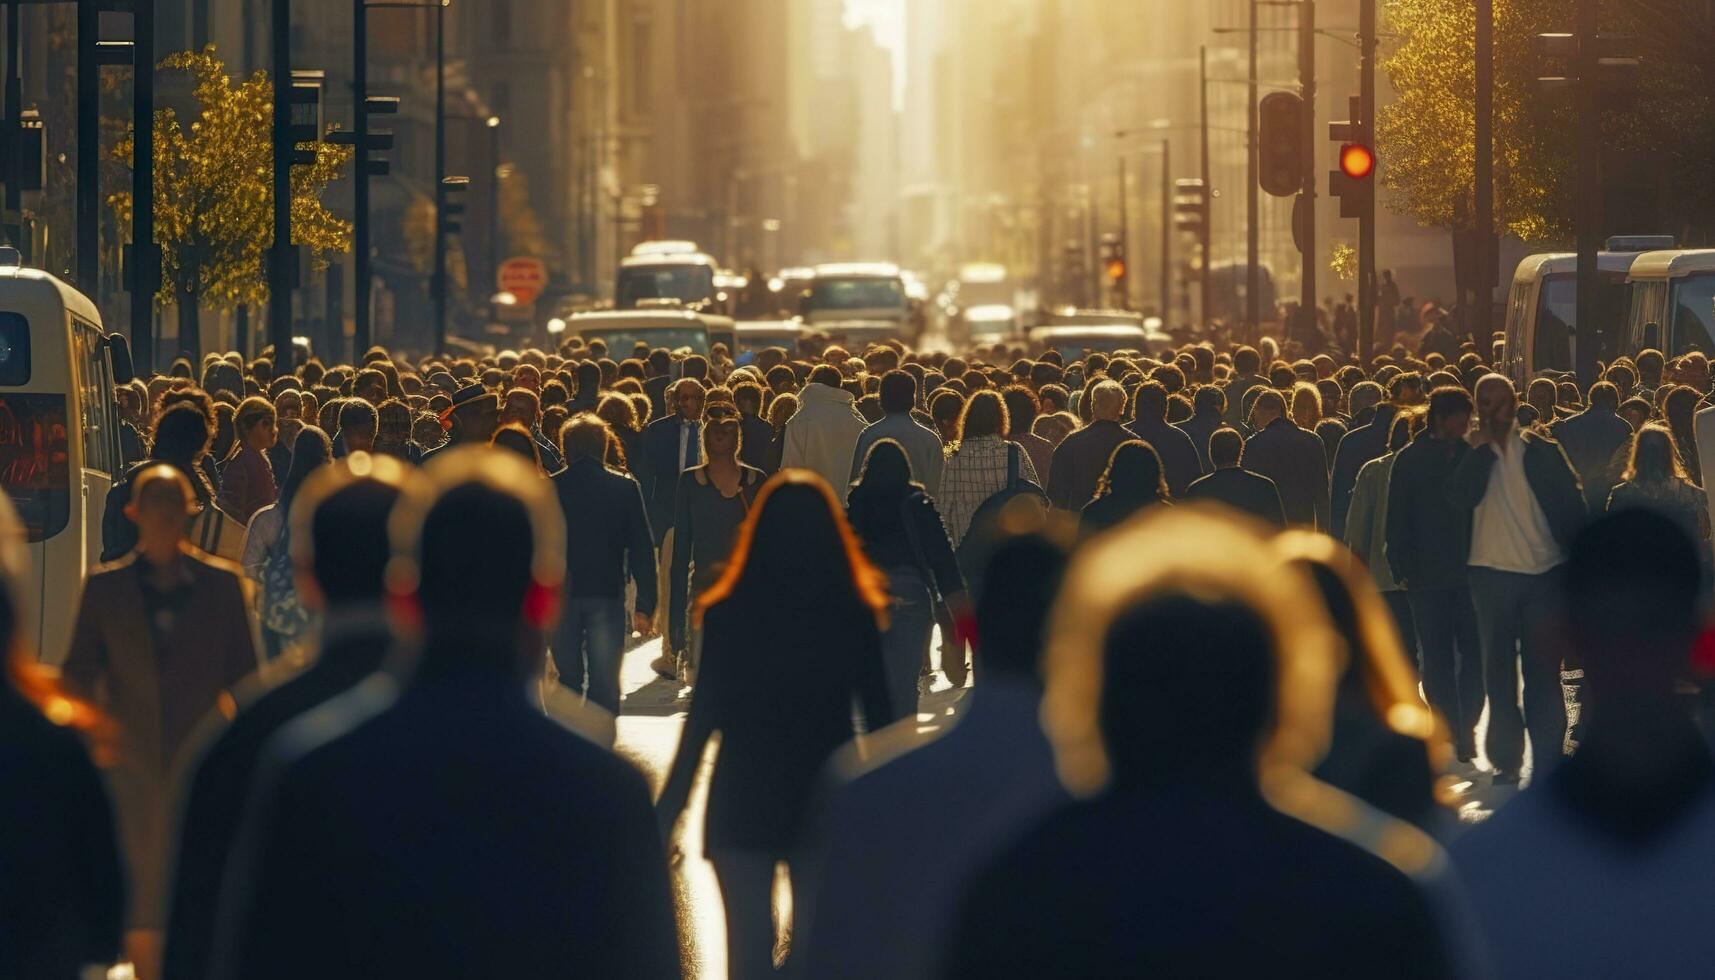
[487,114,500,292]
[431,0,445,355]
[268,0,292,362]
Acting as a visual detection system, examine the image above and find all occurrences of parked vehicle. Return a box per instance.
[1501,236,1673,385]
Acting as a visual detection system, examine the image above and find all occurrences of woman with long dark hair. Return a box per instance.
[241,426,334,658]
[1608,423,1712,577]
[1080,440,1171,538]
[0,492,125,978]
[848,438,967,717]
[657,471,893,978]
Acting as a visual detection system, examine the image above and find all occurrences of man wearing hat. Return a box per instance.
[422,383,500,462]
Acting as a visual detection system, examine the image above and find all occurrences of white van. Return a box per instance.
[1622,249,1715,359]
[0,251,132,664]
[1500,236,1673,385]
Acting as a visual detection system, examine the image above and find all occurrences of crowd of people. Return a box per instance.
[5,323,1715,979]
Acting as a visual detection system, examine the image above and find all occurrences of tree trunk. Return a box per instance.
[178,283,202,364]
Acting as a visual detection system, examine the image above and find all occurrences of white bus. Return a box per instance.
[1500,236,1673,385]
[0,251,133,664]
[1622,249,1715,360]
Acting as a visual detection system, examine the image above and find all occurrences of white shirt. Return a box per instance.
[1469,427,1564,574]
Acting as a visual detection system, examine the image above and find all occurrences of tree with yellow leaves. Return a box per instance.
[109,47,351,344]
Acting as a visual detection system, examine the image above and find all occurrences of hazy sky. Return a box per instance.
[844,0,906,103]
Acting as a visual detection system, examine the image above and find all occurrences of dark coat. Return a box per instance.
[644,374,672,424]
[552,458,657,610]
[1385,433,1473,591]
[945,786,1455,979]
[0,685,125,979]
[739,412,776,473]
[1447,428,1588,553]
[668,464,766,651]
[1045,419,1133,511]
[846,486,964,598]
[1331,404,1399,538]
[639,414,700,544]
[1126,416,1204,497]
[213,658,680,980]
[162,617,392,980]
[1183,466,1287,525]
[1550,407,1634,515]
[219,445,278,526]
[1175,409,1225,474]
[1242,417,1331,529]
[1223,374,1268,428]
[1080,493,1169,538]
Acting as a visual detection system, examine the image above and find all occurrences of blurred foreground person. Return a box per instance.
[64,465,260,963]
[163,455,406,980]
[1454,511,1715,977]
[945,508,1463,979]
[794,532,1070,980]
[658,471,894,978]
[0,492,125,979]
[1277,532,1446,831]
[212,447,678,980]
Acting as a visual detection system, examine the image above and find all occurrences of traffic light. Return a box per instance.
[1100,232,1126,284]
[287,70,325,166]
[1173,179,1208,235]
[1258,91,1304,198]
[440,176,469,236]
[330,96,399,176]
[1328,97,1373,219]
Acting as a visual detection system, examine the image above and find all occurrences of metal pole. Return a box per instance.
[431,0,446,355]
[1247,0,1260,342]
[1199,45,1212,333]
[5,3,22,255]
[1474,0,1492,343]
[1116,154,1128,309]
[1358,0,1376,363]
[268,0,292,361]
[488,118,500,292]
[1298,0,1316,338]
[132,0,155,374]
[1574,0,1600,387]
[353,0,369,361]
[77,0,97,291]
[1160,138,1170,320]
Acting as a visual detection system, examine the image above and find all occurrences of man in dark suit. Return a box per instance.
[162,456,406,980]
[1046,380,1133,512]
[211,446,680,980]
[643,348,674,422]
[1184,428,1286,525]
[1175,385,1226,474]
[1550,380,1632,514]
[1330,397,1401,538]
[1127,380,1204,497]
[1241,388,1331,529]
[639,378,706,545]
[732,380,777,473]
[552,414,657,717]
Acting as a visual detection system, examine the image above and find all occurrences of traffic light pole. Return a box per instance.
[268,0,292,361]
[1358,0,1376,363]
[353,0,368,361]
[1116,154,1129,309]
[131,0,154,373]
[76,0,97,291]
[1199,45,1213,332]
[432,0,446,355]
[1247,0,1260,343]
[1160,139,1171,320]
[1574,0,1600,388]
[1298,0,1316,338]
[1474,0,1492,342]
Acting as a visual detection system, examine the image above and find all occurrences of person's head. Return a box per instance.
[234,395,277,453]
[1208,427,1243,469]
[1087,380,1126,423]
[1289,382,1322,429]
[1129,381,1167,424]
[1426,384,1474,440]
[878,370,917,416]
[1249,388,1287,429]
[1623,423,1686,484]
[1603,362,1636,398]
[499,387,541,429]
[1636,348,1666,386]
[277,424,333,512]
[387,446,566,666]
[1001,385,1039,435]
[1565,510,1703,719]
[767,392,799,430]
[1389,370,1426,406]
[956,389,1010,443]
[732,381,765,417]
[1665,384,1699,441]
[339,399,379,453]
[1587,380,1620,414]
[491,424,544,471]
[1618,396,1652,431]
[928,389,964,437]
[1386,410,1417,453]
[1526,376,1558,419]
[808,363,843,390]
[670,378,706,421]
[151,400,215,472]
[1098,440,1168,502]
[702,403,742,461]
[972,533,1069,682]
[125,464,197,553]
[560,412,612,465]
[1233,346,1261,377]
[288,454,408,611]
[1191,384,1225,419]
[444,384,502,443]
[353,368,388,405]
[853,438,916,495]
[1473,374,1516,435]
[1044,507,1338,790]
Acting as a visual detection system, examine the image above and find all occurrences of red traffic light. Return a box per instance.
[1339,143,1375,180]
[1104,258,1127,282]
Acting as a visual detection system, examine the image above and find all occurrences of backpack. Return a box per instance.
[955,443,1047,585]
[259,521,311,638]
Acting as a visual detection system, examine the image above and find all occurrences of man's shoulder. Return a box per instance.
[186,548,247,586]
[86,552,141,581]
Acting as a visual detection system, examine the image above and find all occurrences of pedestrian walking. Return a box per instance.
[668,404,766,677]
[1126,380,1203,496]
[1182,428,1287,524]
[219,397,278,525]
[1241,387,1331,528]
[1449,374,1586,783]
[939,389,1040,549]
[1080,440,1171,538]
[239,426,333,660]
[1330,379,1407,537]
[656,471,893,979]
[849,370,945,495]
[847,438,966,718]
[1002,385,1055,490]
[551,413,658,718]
[1550,381,1632,515]
[163,456,406,980]
[1046,383,1130,512]
[1176,385,1226,473]
[781,364,869,504]
[1344,413,1421,679]
[211,447,679,980]
[1605,423,1712,577]
[105,402,246,563]
[63,465,260,968]
[640,378,705,544]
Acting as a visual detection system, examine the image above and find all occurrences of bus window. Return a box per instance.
[72,320,114,475]
[1671,274,1715,357]
[1535,277,1575,373]
[0,312,31,385]
[0,393,70,542]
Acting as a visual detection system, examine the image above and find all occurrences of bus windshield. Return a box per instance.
[1536,273,1630,372]
[0,393,70,542]
[1670,273,1715,357]
[617,265,716,308]
[808,278,906,312]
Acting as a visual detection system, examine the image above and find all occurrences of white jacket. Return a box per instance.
[782,383,869,503]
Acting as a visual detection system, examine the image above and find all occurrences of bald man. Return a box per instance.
[1046,380,1132,511]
